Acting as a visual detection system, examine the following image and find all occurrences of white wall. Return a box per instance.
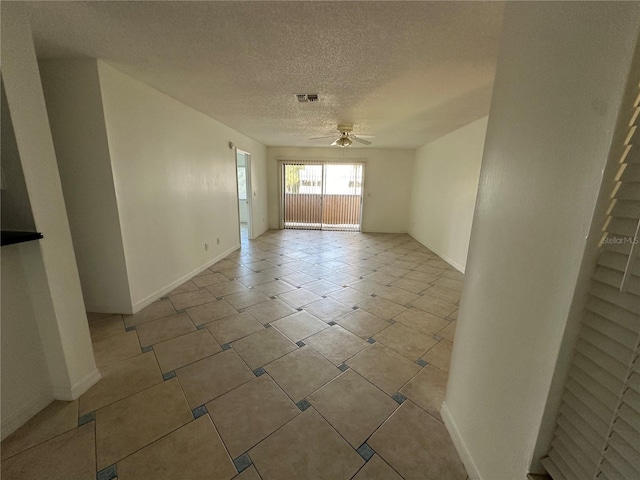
[97,62,268,308]
[1,245,54,439]
[266,147,415,233]
[442,3,640,479]
[39,60,132,314]
[1,4,100,435]
[409,117,487,272]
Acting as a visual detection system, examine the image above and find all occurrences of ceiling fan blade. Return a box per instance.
[351,135,372,145]
[330,138,340,146]
[309,135,338,140]
[353,134,376,138]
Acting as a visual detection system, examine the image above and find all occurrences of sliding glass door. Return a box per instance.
[282,161,364,232]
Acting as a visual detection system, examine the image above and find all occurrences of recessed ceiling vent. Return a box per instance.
[296,94,319,103]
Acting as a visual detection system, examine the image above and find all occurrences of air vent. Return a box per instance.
[295,94,319,103]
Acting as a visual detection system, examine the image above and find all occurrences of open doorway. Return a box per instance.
[235,149,253,241]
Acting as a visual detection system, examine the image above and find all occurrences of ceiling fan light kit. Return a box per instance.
[309,124,374,148]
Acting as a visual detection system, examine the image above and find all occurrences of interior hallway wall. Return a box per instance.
[409,117,488,272]
[442,2,640,479]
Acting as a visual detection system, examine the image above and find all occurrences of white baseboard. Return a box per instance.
[408,233,465,273]
[1,390,53,440]
[51,367,102,401]
[131,244,241,313]
[441,402,482,480]
[84,302,134,315]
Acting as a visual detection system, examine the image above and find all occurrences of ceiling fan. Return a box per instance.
[309,124,375,147]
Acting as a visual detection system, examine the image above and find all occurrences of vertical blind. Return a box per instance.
[281,161,363,232]
[542,62,640,479]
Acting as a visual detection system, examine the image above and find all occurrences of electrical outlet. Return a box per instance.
[216,238,220,245]
[204,242,209,251]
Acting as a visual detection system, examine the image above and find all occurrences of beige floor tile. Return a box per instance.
[192,272,229,288]
[206,280,249,297]
[308,370,397,448]
[116,415,236,480]
[400,365,448,420]
[328,287,372,306]
[448,309,459,321]
[351,454,404,480]
[442,270,464,281]
[206,375,299,458]
[169,289,216,310]
[321,271,360,286]
[79,352,162,416]
[403,270,440,284]
[249,408,364,480]
[336,309,391,339]
[225,289,271,310]
[154,330,221,372]
[236,272,278,288]
[136,313,196,347]
[277,288,322,308]
[304,325,369,365]
[410,295,457,318]
[281,272,317,287]
[231,328,297,369]
[95,378,192,469]
[368,401,466,480]
[245,299,297,324]
[414,263,448,276]
[271,311,328,343]
[89,314,125,342]
[186,299,239,325]
[206,312,264,344]
[93,331,141,368]
[303,297,354,322]
[433,276,464,293]
[0,423,95,480]
[346,344,420,395]
[234,465,261,480]
[348,279,382,295]
[421,340,453,372]
[210,259,240,272]
[303,279,342,296]
[176,349,254,409]
[253,280,296,296]
[264,346,340,401]
[422,285,461,305]
[1,400,78,460]
[219,265,253,280]
[393,308,448,337]
[245,260,277,272]
[389,277,430,294]
[357,297,407,320]
[168,280,199,296]
[124,300,177,327]
[439,320,457,342]
[374,285,420,306]
[373,323,438,361]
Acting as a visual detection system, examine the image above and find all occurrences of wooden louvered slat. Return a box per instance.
[606,432,640,476]
[575,339,629,382]
[583,309,638,348]
[557,414,601,462]
[622,386,640,413]
[599,459,627,480]
[561,392,610,440]
[590,281,640,315]
[607,217,640,237]
[620,163,640,183]
[602,445,638,480]
[573,352,624,395]
[612,417,640,452]
[618,404,640,432]
[610,199,640,220]
[550,436,594,479]
[597,249,640,276]
[616,182,640,201]
[565,377,615,424]
[542,452,571,480]
[594,266,640,296]
[585,296,640,334]
[579,324,635,365]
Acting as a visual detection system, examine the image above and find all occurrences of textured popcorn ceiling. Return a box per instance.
[27,1,504,148]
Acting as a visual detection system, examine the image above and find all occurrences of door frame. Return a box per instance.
[277,157,366,232]
[235,148,253,240]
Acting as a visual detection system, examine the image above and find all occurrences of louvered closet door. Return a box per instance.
[542,72,640,479]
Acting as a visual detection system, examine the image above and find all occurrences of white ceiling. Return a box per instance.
[26,1,505,148]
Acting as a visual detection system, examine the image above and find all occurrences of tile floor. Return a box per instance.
[1,228,467,480]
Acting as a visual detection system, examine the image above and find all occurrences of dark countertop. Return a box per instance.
[1,230,43,246]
